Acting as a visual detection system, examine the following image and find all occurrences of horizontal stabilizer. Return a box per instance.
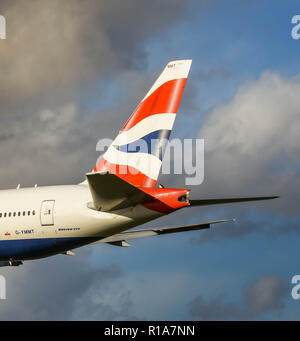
[107,241,131,247]
[189,196,279,207]
[93,219,234,245]
[86,172,153,212]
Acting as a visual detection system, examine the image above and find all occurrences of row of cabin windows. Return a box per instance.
[0,210,36,218]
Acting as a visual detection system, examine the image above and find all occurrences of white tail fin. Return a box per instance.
[94,60,192,187]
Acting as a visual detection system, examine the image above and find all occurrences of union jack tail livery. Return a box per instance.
[94,60,192,187]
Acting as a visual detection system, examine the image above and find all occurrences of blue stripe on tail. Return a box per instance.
[116,129,171,160]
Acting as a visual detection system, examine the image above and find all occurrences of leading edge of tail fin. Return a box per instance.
[94,60,192,187]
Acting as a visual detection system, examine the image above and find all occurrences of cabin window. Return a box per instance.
[0,210,37,217]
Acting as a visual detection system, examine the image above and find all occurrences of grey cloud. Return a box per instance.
[246,276,288,316]
[0,252,139,320]
[0,0,189,104]
[189,295,241,321]
[188,205,300,245]
[71,277,139,321]
[188,276,289,320]
[0,133,14,142]
[189,214,257,245]
[0,0,193,189]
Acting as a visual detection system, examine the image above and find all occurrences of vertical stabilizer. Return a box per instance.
[94,60,192,187]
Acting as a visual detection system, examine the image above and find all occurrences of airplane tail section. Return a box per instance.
[94,60,192,187]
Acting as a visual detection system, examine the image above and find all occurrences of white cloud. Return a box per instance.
[201,72,300,157]
[195,71,300,214]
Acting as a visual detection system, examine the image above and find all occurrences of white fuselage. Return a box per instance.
[0,184,162,261]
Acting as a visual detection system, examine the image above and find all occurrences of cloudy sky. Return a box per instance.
[0,0,299,320]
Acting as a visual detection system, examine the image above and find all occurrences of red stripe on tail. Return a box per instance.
[122,78,187,131]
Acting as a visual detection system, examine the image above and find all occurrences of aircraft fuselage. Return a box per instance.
[0,184,162,261]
